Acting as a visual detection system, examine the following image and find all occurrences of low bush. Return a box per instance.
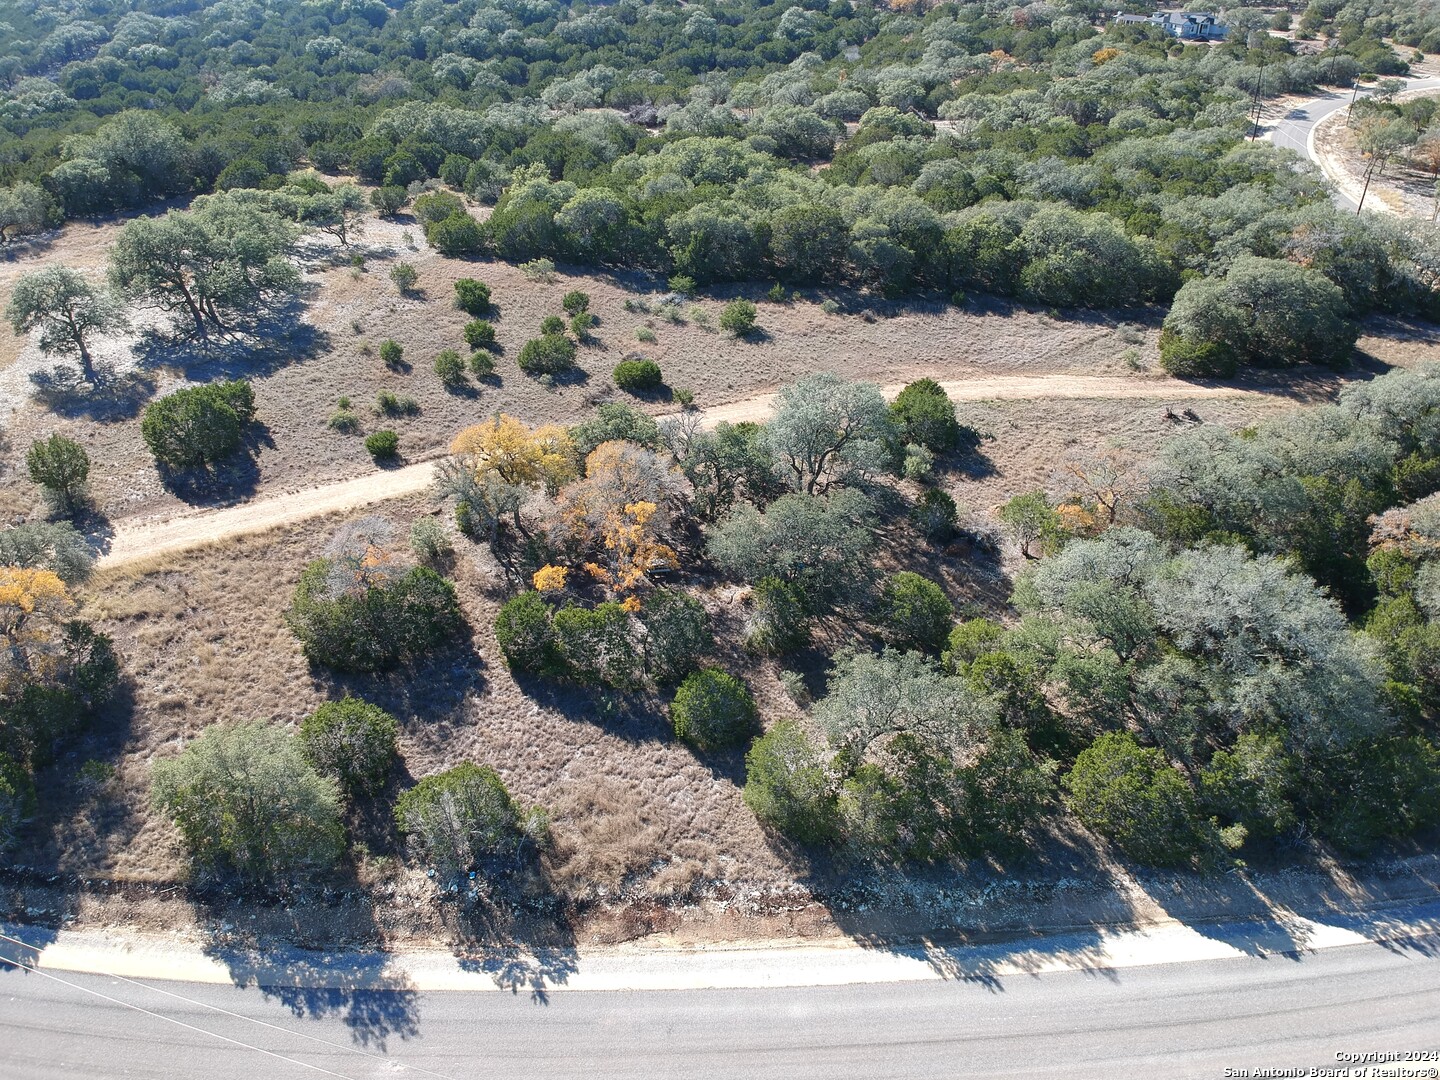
[468,351,495,378]
[298,699,398,797]
[141,380,256,471]
[328,407,361,434]
[494,591,561,674]
[379,339,403,368]
[878,572,953,653]
[911,488,958,543]
[394,763,529,883]
[454,278,491,315]
[410,516,452,563]
[463,319,496,349]
[719,299,758,336]
[389,262,419,293]
[671,668,758,750]
[553,602,641,688]
[434,349,466,387]
[562,290,590,315]
[365,429,399,460]
[286,562,464,672]
[743,720,838,843]
[517,334,577,376]
[613,358,662,393]
[376,390,419,417]
[1063,732,1207,866]
[540,315,566,335]
[639,589,712,684]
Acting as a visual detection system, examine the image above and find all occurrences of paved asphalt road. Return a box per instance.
[1269,77,1440,210]
[2,934,1438,1080]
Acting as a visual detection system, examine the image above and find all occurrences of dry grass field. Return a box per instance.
[6,201,1440,949]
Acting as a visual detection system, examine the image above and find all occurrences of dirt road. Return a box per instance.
[95,374,1283,570]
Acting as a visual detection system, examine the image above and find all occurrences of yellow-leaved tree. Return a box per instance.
[450,414,577,494]
[0,566,73,684]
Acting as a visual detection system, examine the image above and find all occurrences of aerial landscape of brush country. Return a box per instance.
[1,0,1440,1075]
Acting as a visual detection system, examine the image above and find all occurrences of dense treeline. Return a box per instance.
[3,0,1439,378]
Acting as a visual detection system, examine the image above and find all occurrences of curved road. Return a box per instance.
[1270,76,1440,211]
[2,931,1438,1079]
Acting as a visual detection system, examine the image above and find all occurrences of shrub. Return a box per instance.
[376,390,419,417]
[1197,733,1298,842]
[410,516,451,564]
[820,299,841,315]
[902,443,934,483]
[672,387,695,408]
[365,429,399,460]
[639,589,712,684]
[26,434,90,514]
[944,618,1005,670]
[463,319,496,349]
[519,258,556,282]
[426,213,483,257]
[0,753,35,853]
[671,668,757,750]
[767,282,787,303]
[389,261,419,293]
[540,314,567,335]
[1313,734,1440,852]
[141,380,256,471]
[960,728,1055,857]
[878,571,954,652]
[719,299,758,336]
[891,378,960,453]
[746,576,810,654]
[298,699,398,797]
[494,591,561,675]
[613,358,662,393]
[636,327,658,343]
[1063,732,1206,866]
[468,351,495,378]
[0,520,95,583]
[454,278,491,315]
[394,763,523,882]
[379,339,404,368]
[328,407,361,434]
[553,602,641,688]
[434,349,466,387]
[150,721,343,881]
[562,290,590,315]
[570,311,596,337]
[912,488,959,543]
[286,562,464,672]
[1158,328,1238,378]
[669,274,697,296]
[743,720,838,843]
[370,186,408,215]
[517,334,577,375]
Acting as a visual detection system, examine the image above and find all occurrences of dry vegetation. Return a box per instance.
[6,205,1440,948]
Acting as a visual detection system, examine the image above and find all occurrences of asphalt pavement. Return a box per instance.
[1268,77,1440,211]
[2,930,1437,1080]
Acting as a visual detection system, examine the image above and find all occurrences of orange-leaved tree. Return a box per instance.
[582,500,678,595]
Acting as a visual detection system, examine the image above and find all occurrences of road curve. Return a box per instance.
[96,373,1275,571]
[1269,76,1440,211]
[2,932,1437,1079]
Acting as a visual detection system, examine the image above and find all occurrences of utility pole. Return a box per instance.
[1347,77,1363,126]
[1250,53,1266,139]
